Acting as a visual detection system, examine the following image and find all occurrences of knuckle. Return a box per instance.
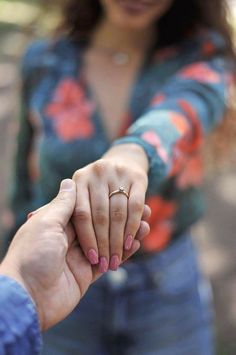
[58,237,68,255]
[115,164,125,177]
[94,209,108,226]
[73,208,91,222]
[97,234,109,247]
[131,199,144,214]
[72,170,81,181]
[111,209,126,222]
[92,160,107,177]
[54,194,66,204]
[72,168,87,183]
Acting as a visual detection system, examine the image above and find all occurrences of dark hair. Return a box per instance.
[59,0,235,58]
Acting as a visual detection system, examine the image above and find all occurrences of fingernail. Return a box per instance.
[110,255,120,271]
[60,179,74,191]
[124,234,133,251]
[99,257,108,273]
[87,249,99,265]
[27,212,34,220]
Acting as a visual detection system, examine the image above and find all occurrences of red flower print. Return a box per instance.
[142,131,169,163]
[201,41,216,56]
[169,107,203,188]
[179,62,221,83]
[177,99,203,153]
[169,101,203,179]
[153,46,179,62]
[151,94,166,106]
[176,154,203,189]
[170,112,190,135]
[142,196,177,252]
[45,79,94,141]
[169,144,188,177]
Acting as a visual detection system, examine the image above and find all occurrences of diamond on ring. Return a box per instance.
[109,186,129,199]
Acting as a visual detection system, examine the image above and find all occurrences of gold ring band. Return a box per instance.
[109,186,129,199]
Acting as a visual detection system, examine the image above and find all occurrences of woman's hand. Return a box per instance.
[72,143,149,272]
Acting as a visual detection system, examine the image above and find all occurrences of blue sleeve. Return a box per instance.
[0,275,42,355]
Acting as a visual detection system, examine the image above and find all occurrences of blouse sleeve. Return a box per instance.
[113,34,234,192]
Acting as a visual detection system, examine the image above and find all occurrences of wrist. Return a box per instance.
[103,143,149,173]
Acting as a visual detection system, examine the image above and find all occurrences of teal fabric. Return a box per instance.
[8,28,233,251]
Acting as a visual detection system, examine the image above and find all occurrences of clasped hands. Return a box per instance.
[0,144,150,331]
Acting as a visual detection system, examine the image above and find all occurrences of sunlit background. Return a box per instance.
[0,1,236,354]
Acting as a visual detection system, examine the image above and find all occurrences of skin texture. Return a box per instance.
[0,179,150,331]
[72,0,173,272]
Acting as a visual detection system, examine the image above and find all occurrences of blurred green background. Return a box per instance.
[0,1,236,354]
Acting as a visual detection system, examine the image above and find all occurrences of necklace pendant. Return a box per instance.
[112,52,130,66]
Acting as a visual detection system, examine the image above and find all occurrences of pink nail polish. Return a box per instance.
[87,249,99,265]
[124,235,133,251]
[99,257,108,273]
[27,212,34,220]
[110,255,120,271]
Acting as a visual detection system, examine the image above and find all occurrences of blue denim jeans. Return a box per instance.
[42,234,215,355]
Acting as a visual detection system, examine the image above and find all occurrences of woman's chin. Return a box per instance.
[103,0,172,31]
[108,12,158,32]
[116,0,157,16]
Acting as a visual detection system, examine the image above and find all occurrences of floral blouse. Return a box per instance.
[10,28,234,253]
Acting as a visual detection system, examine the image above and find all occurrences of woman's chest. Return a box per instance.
[82,52,147,141]
[28,53,180,176]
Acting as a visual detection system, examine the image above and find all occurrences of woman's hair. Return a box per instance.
[59,0,235,58]
[56,0,236,165]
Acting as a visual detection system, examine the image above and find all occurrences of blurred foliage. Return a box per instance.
[0,0,61,36]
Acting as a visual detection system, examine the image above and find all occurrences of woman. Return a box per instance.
[7,0,235,354]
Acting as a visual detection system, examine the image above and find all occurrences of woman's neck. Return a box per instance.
[90,18,156,54]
